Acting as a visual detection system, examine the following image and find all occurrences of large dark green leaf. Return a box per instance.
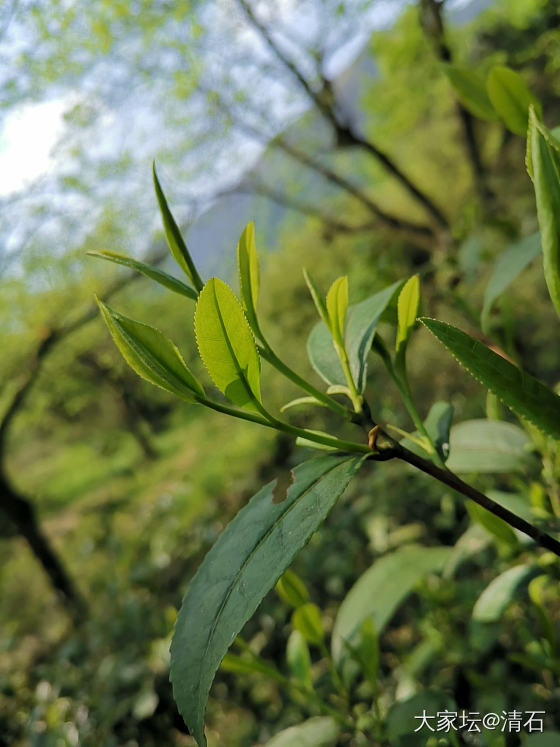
[331,546,451,666]
[472,565,540,622]
[481,232,541,330]
[97,300,204,400]
[195,277,261,411]
[88,249,198,300]
[420,318,560,441]
[170,454,365,747]
[445,420,532,473]
[153,164,204,292]
[308,280,402,391]
[529,110,560,316]
[486,65,541,136]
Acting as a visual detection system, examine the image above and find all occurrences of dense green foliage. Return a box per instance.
[3,1,560,746]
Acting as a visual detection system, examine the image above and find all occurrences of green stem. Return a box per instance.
[196,396,370,454]
[335,341,363,413]
[319,640,348,701]
[256,334,348,418]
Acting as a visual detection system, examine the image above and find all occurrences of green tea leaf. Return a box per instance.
[87,250,198,300]
[481,232,541,330]
[472,565,540,622]
[195,278,261,411]
[220,654,280,679]
[264,717,340,747]
[529,110,560,316]
[170,454,365,747]
[280,397,328,413]
[237,221,260,334]
[276,569,309,608]
[420,318,560,441]
[345,618,379,688]
[423,401,453,461]
[308,280,402,391]
[292,603,324,646]
[97,299,204,400]
[326,275,348,345]
[486,65,542,136]
[396,274,420,355]
[303,269,330,328]
[153,163,204,292]
[331,546,451,666]
[441,64,498,121]
[466,501,517,546]
[445,420,533,473]
[286,630,313,690]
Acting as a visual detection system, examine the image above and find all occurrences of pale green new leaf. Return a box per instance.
[472,565,540,623]
[308,280,402,391]
[420,318,560,440]
[396,274,420,353]
[280,397,328,413]
[170,454,365,747]
[486,65,542,136]
[466,501,517,546]
[481,232,541,330]
[326,275,348,346]
[276,569,309,608]
[292,603,323,646]
[153,163,204,292]
[441,63,498,121]
[195,278,261,410]
[286,631,313,690]
[97,299,204,400]
[264,717,340,747]
[237,221,260,334]
[87,250,198,300]
[331,546,451,666]
[529,110,560,316]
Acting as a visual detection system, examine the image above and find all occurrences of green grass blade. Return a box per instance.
[97,299,204,399]
[420,317,560,440]
[194,277,261,411]
[87,250,198,300]
[170,454,365,747]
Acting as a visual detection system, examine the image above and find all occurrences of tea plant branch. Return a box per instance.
[236,0,450,229]
[388,441,560,556]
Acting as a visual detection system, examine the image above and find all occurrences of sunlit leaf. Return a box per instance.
[153,163,204,292]
[194,278,261,410]
[486,65,542,136]
[326,275,348,345]
[466,501,517,546]
[529,110,560,316]
[292,603,323,646]
[170,454,364,747]
[472,565,540,622]
[441,64,498,121]
[481,232,541,331]
[87,250,198,300]
[280,396,328,412]
[237,221,260,334]
[396,274,419,355]
[420,318,560,441]
[308,280,402,391]
[97,299,204,400]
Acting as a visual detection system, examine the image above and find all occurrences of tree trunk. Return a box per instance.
[0,472,87,622]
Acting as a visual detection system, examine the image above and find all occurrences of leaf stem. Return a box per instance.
[258,341,349,417]
[196,397,370,454]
